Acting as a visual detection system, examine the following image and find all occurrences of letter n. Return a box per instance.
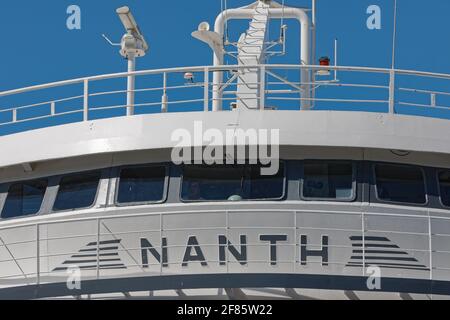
[141,238,168,268]
[218,235,247,266]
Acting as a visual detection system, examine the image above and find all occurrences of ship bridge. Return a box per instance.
[0,0,448,300]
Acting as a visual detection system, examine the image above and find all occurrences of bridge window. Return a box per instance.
[181,163,285,202]
[374,164,426,205]
[301,161,355,200]
[439,170,450,207]
[117,166,167,205]
[53,171,101,211]
[1,179,47,219]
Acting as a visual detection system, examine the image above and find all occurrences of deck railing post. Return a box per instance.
[204,68,209,112]
[36,224,40,286]
[389,70,395,114]
[362,215,366,276]
[12,109,17,123]
[226,210,229,274]
[161,72,168,113]
[96,218,101,280]
[83,79,89,121]
[428,213,433,281]
[431,93,436,107]
[160,213,163,276]
[294,211,298,273]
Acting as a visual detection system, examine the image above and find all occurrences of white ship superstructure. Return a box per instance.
[0,0,448,300]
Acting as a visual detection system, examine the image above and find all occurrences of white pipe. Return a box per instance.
[312,0,317,64]
[311,0,317,108]
[213,6,311,111]
[334,38,338,81]
[127,54,136,116]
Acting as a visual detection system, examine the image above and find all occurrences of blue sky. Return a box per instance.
[0,0,449,134]
[2,0,449,88]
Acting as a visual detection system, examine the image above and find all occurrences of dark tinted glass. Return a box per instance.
[53,172,101,211]
[303,162,354,199]
[1,179,47,219]
[375,164,426,204]
[182,165,244,201]
[439,171,450,207]
[245,164,285,199]
[117,166,166,204]
[181,163,284,201]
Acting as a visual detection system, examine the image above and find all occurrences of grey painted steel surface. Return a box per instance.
[0,203,446,298]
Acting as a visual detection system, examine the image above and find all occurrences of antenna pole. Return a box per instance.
[334,38,338,81]
[113,7,149,116]
[312,0,317,64]
[388,0,398,114]
[127,53,136,116]
[311,0,317,108]
[391,0,398,69]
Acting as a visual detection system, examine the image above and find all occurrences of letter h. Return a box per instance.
[300,235,329,266]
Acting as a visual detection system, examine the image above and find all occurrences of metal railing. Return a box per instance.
[0,207,446,292]
[0,64,449,135]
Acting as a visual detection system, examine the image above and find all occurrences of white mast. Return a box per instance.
[116,7,149,116]
[194,0,311,111]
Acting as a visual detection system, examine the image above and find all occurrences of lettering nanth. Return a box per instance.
[140,234,329,267]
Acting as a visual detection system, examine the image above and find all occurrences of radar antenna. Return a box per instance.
[103,6,149,116]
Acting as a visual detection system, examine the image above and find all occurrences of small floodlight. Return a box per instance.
[198,22,210,32]
[192,21,224,58]
[184,72,195,83]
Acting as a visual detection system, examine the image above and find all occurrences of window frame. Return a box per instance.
[0,178,49,221]
[373,163,429,206]
[52,170,102,213]
[437,169,450,209]
[114,164,169,207]
[300,160,357,202]
[179,162,287,203]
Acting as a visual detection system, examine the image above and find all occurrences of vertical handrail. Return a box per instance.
[294,211,298,273]
[160,213,163,276]
[204,68,209,112]
[226,210,229,274]
[389,70,396,114]
[83,79,89,121]
[36,224,40,286]
[428,211,433,281]
[96,218,100,280]
[260,65,266,111]
[361,213,366,276]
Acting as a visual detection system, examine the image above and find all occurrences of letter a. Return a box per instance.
[67,5,81,30]
[366,5,381,30]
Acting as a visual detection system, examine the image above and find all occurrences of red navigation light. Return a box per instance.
[319,57,331,66]
[317,56,331,76]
